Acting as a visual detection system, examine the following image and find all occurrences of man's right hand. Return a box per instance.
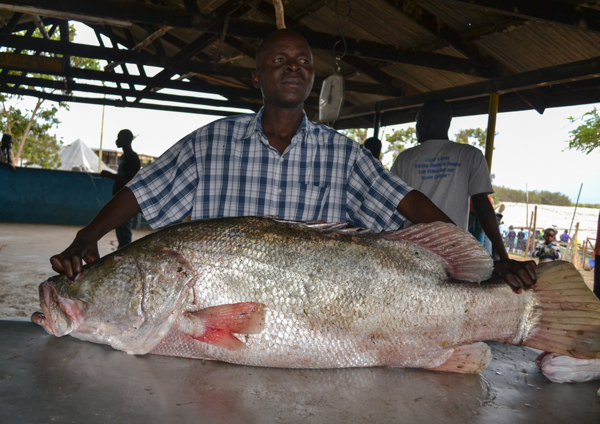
[50,232,101,280]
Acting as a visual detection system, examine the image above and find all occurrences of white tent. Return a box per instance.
[58,139,116,173]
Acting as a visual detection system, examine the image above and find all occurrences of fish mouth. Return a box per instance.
[31,277,82,337]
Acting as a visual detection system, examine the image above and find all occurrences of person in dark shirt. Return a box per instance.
[100,129,141,248]
[0,134,16,172]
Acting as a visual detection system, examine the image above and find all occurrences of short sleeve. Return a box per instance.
[346,146,412,232]
[468,148,493,196]
[127,134,199,229]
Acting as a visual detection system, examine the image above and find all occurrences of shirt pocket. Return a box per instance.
[287,182,330,221]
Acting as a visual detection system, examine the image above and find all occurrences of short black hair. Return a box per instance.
[118,129,134,143]
[1,134,13,147]
[363,137,382,160]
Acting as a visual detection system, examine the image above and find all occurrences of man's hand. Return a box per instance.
[100,170,113,179]
[493,259,537,294]
[50,231,101,280]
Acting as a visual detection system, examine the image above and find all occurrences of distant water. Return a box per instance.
[500,202,599,243]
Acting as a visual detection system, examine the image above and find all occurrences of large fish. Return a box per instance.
[33,217,600,374]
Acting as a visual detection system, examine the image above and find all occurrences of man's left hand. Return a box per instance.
[493,259,537,294]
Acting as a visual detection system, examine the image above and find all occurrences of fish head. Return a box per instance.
[32,247,198,354]
[32,275,86,337]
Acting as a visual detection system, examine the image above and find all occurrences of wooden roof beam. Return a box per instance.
[339,55,600,120]
[0,72,261,110]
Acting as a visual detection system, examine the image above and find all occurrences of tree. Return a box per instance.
[339,128,368,143]
[565,107,600,154]
[454,128,487,149]
[0,24,100,168]
[384,127,417,164]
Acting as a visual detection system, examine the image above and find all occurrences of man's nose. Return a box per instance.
[286,60,300,71]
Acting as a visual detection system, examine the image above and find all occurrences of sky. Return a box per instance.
[11,23,600,205]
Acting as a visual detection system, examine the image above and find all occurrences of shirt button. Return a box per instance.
[278,188,282,193]
[280,157,284,162]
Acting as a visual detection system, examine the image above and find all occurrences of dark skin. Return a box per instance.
[100,131,135,185]
[51,30,453,280]
[415,100,537,293]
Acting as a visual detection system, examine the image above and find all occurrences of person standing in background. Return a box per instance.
[363,137,382,162]
[390,99,536,291]
[0,134,16,172]
[100,129,140,249]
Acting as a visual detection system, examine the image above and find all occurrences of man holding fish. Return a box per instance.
[50,30,536,293]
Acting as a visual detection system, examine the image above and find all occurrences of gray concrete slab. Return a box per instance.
[1,319,599,423]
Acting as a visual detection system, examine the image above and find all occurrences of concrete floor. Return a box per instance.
[1,318,599,423]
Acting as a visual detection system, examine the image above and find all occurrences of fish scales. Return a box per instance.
[33,216,600,374]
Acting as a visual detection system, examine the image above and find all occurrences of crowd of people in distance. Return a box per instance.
[499,223,573,264]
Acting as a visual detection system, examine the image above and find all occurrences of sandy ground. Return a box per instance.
[0,222,596,318]
[0,222,152,318]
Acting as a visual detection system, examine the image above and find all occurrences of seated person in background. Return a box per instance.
[390,99,536,293]
[533,228,562,263]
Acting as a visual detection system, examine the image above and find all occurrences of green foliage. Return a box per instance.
[565,108,600,154]
[0,95,63,168]
[0,24,100,168]
[384,127,417,164]
[493,185,573,206]
[20,132,62,168]
[339,128,368,143]
[454,128,487,148]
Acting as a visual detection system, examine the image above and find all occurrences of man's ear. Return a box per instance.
[251,70,261,89]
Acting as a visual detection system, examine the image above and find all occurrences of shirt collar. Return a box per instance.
[241,107,319,144]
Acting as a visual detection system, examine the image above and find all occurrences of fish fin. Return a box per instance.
[385,222,493,282]
[537,352,600,383]
[521,261,600,359]
[179,302,266,351]
[427,342,492,374]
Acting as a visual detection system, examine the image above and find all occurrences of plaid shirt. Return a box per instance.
[128,109,412,232]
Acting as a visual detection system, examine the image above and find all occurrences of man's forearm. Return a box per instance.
[472,193,508,259]
[81,187,141,240]
[397,190,455,225]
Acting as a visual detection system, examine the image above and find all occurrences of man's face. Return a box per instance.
[116,133,126,149]
[252,32,314,109]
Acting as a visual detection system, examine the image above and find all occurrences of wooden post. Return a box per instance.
[530,206,538,257]
[524,210,534,257]
[485,93,499,174]
[594,210,600,298]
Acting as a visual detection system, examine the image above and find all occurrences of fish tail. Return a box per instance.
[521,261,600,359]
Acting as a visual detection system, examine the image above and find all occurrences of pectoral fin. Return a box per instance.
[177,302,266,350]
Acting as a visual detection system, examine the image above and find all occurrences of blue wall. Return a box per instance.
[0,166,113,226]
